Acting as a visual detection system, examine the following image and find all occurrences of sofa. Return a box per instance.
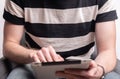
[0,58,13,79]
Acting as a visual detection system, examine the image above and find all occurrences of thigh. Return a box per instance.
[7,66,35,79]
[104,71,120,79]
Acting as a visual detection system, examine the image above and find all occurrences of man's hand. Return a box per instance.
[56,60,104,79]
[29,46,64,63]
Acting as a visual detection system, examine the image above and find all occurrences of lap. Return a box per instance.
[104,71,120,79]
[7,65,35,79]
[7,65,120,79]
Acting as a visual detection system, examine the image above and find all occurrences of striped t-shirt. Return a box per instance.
[3,0,117,58]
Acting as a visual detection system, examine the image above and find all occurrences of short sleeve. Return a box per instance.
[3,0,24,25]
[96,0,118,22]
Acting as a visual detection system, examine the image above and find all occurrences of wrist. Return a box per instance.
[97,64,105,79]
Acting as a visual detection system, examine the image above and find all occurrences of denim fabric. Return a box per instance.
[104,71,120,79]
[7,65,35,79]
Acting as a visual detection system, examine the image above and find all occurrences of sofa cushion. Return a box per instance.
[0,58,9,79]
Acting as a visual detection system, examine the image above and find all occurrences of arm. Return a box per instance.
[56,21,117,79]
[3,21,35,64]
[95,21,117,73]
[3,22,64,64]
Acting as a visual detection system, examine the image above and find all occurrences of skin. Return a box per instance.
[3,21,64,63]
[56,21,117,79]
[3,20,116,79]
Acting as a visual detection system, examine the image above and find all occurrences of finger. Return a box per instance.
[86,60,98,77]
[57,54,64,61]
[64,68,88,76]
[63,61,97,76]
[89,60,97,69]
[56,71,75,79]
[32,53,41,63]
[48,46,63,61]
[48,46,58,61]
[41,47,53,62]
[56,71,86,79]
[89,65,105,78]
[87,67,98,78]
[29,52,36,62]
[71,60,97,78]
[37,50,47,62]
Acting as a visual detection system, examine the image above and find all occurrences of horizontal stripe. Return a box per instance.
[98,0,116,14]
[26,32,95,52]
[24,0,97,9]
[25,21,95,38]
[58,44,95,58]
[96,10,118,22]
[3,10,24,25]
[25,33,41,48]
[5,0,23,18]
[25,6,98,24]
[25,33,95,58]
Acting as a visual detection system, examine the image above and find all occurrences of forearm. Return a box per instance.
[95,50,116,73]
[95,21,117,73]
[3,41,37,64]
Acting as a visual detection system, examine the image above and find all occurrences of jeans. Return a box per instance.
[7,65,120,79]
[7,65,35,79]
[104,72,120,79]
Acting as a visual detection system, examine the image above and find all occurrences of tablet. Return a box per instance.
[31,58,91,79]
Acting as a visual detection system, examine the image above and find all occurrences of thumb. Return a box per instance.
[32,53,41,63]
[87,60,98,76]
[89,60,97,69]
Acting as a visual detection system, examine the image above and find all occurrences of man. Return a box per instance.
[3,0,119,79]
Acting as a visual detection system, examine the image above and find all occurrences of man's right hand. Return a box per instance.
[29,46,64,63]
